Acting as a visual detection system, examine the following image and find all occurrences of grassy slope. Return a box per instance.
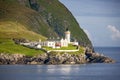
[0,0,58,38]
[0,0,48,55]
[0,0,92,56]
[49,47,85,55]
[0,21,46,40]
[38,0,92,47]
[0,39,44,56]
[43,44,77,50]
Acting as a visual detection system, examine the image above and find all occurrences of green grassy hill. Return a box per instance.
[0,0,58,39]
[0,21,46,40]
[0,0,93,55]
[31,0,92,47]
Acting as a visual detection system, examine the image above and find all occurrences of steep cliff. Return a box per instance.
[28,0,93,48]
[0,0,93,55]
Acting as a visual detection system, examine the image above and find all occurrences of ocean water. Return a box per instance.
[0,47,120,80]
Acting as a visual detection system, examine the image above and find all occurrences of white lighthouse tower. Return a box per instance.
[65,28,71,43]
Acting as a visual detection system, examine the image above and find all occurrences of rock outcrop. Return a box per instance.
[44,52,86,64]
[0,52,115,65]
[0,53,24,64]
[86,52,115,63]
[0,53,48,65]
[0,53,85,64]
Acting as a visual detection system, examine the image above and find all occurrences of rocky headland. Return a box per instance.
[85,52,115,63]
[0,51,115,65]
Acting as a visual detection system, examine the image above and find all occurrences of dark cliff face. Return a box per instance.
[28,0,39,11]
[0,0,93,48]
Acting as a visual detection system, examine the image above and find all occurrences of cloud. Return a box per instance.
[107,25,120,40]
[83,29,92,40]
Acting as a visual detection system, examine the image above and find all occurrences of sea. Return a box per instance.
[0,47,120,80]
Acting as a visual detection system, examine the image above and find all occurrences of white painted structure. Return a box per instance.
[39,38,68,48]
[47,49,79,53]
[38,28,79,48]
[21,28,79,49]
[70,41,79,46]
[65,29,70,43]
[60,38,68,47]
[36,44,41,49]
[39,41,56,48]
[37,29,71,48]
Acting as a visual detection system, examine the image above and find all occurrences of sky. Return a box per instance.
[59,0,120,47]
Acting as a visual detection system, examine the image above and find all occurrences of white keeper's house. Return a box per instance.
[38,28,79,48]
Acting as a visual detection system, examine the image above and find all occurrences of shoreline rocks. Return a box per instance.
[44,52,86,64]
[85,52,115,63]
[0,52,115,65]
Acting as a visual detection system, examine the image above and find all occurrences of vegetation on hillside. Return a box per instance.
[0,0,58,38]
[0,39,45,56]
[18,0,92,47]
[43,44,77,50]
[0,21,46,40]
[38,0,92,47]
[49,46,85,55]
[0,0,93,55]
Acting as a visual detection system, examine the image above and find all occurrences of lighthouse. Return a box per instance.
[65,28,71,43]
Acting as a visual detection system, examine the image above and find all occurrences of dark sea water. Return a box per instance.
[0,47,120,80]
